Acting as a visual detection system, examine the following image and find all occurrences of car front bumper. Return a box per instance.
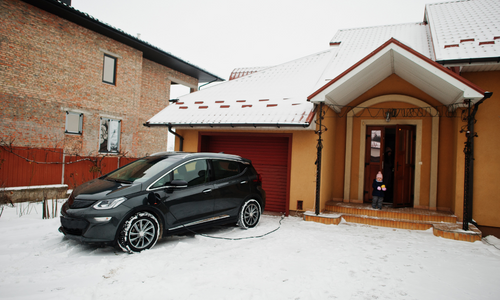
[59,204,131,244]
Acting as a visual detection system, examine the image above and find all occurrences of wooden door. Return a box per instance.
[393,125,415,207]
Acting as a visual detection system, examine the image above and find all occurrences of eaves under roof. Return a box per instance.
[21,0,224,83]
[308,38,486,110]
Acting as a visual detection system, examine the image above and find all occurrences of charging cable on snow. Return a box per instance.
[170,212,285,241]
[482,237,500,250]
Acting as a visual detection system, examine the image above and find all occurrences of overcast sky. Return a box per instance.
[72,0,434,96]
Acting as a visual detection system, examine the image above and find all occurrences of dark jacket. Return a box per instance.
[372,179,385,197]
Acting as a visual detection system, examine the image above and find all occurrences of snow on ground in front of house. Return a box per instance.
[1,202,499,300]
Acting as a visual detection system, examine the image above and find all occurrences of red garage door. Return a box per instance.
[200,134,291,214]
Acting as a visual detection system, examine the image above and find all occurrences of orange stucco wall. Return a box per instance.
[289,130,318,210]
[452,112,466,220]
[316,105,342,209]
[436,112,457,211]
[457,71,500,227]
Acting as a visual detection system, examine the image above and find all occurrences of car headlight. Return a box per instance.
[93,197,126,210]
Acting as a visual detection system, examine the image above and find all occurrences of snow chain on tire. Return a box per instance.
[118,212,160,254]
[237,199,261,229]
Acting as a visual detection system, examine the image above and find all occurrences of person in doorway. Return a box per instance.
[372,171,386,209]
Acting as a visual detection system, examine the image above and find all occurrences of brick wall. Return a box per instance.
[0,0,198,159]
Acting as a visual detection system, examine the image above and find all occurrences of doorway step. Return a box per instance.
[303,201,482,242]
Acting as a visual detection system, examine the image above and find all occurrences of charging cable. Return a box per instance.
[170,212,285,241]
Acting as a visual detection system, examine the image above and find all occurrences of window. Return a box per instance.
[99,118,121,153]
[370,130,381,162]
[213,160,241,180]
[102,54,117,85]
[65,111,83,134]
[173,160,209,187]
[151,173,173,189]
[105,156,175,184]
[151,159,209,189]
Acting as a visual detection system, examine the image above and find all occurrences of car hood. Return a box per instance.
[73,178,143,200]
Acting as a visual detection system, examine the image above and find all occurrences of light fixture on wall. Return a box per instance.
[386,111,391,122]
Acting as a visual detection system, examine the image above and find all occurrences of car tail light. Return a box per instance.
[253,174,262,183]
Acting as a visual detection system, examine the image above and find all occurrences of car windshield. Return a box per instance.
[102,156,177,183]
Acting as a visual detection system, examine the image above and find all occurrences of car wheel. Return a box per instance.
[238,199,261,229]
[118,212,160,253]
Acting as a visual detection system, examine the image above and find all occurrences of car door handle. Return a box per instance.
[240,180,247,184]
[203,189,212,193]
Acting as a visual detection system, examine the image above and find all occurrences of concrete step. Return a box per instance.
[303,201,482,242]
[325,201,457,224]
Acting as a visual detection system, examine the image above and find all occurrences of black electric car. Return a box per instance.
[59,152,266,253]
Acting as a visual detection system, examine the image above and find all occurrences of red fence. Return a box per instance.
[0,147,137,189]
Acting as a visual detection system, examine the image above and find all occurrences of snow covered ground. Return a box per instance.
[1,201,499,300]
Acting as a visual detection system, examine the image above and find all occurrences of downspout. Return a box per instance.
[314,103,326,215]
[462,92,492,231]
[168,124,184,152]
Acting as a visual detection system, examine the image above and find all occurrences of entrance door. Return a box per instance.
[393,125,415,208]
[364,126,415,207]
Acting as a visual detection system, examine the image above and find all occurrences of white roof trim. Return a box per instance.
[309,39,485,109]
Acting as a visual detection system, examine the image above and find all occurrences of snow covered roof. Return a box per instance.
[425,0,500,68]
[322,22,434,92]
[147,0,494,128]
[146,23,434,128]
[146,49,339,128]
[229,67,269,80]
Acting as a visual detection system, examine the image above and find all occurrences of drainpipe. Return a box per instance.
[462,92,492,231]
[198,79,217,90]
[168,124,184,152]
[314,103,326,215]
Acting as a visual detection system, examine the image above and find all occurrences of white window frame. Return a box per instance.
[65,111,83,134]
[102,54,117,85]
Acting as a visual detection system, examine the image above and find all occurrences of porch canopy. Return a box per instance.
[308,38,486,110]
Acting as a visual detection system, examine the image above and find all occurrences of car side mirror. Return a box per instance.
[166,179,188,189]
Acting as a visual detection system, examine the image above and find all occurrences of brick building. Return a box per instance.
[0,0,222,187]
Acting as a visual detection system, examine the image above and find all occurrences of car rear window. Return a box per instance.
[212,160,242,180]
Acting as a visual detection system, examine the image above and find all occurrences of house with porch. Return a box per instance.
[146,0,500,239]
